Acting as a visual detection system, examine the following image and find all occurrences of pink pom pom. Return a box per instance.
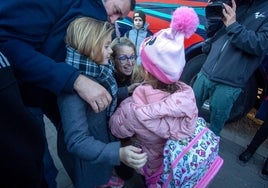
[170,6,199,38]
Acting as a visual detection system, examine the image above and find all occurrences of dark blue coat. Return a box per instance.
[0,0,108,107]
[0,52,45,187]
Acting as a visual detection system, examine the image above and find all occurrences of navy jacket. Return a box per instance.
[202,0,268,88]
[0,52,45,187]
[0,0,107,106]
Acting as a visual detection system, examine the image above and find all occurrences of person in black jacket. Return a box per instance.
[193,0,268,136]
[0,52,45,188]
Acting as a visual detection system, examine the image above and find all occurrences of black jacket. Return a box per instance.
[0,52,45,187]
[202,0,268,87]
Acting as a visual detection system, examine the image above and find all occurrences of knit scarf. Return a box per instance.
[66,45,118,116]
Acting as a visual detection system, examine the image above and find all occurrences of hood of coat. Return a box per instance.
[132,83,194,117]
[131,83,197,139]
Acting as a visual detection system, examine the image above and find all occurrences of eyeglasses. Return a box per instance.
[117,54,136,64]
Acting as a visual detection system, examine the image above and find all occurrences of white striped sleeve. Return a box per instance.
[0,52,10,68]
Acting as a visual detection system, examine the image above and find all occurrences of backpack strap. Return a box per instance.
[143,163,164,187]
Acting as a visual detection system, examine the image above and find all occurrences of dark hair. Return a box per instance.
[141,66,180,94]
[149,79,180,94]
[130,0,136,11]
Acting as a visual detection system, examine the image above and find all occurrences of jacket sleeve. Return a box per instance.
[117,86,129,105]
[227,21,268,56]
[109,98,136,138]
[0,40,79,95]
[58,93,121,165]
[0,0,107,95]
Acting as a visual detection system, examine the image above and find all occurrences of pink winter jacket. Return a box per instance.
[109,82,198,185]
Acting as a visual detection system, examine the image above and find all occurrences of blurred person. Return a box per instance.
[239,109,268,180]
[0,52,45,188]
[193,0,268,136]
[124,10,153,65]
[58,17,147,188]
[239,65,268,180]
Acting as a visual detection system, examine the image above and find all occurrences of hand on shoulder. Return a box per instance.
[74,74,112,112]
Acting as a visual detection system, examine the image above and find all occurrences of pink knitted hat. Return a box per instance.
[140,6,199,84]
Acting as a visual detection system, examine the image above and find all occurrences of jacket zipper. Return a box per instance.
[135,29,139,47]
[211,39,229,73]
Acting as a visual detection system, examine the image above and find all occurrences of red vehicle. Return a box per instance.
[116,0,268,123]
[117,0,207,48]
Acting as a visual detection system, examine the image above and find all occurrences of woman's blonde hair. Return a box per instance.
[111,37,142,83]
[110,37,137,61]
[65,17,114,63]
[131,64,144,83]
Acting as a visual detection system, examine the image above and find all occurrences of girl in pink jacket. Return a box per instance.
[109,7,199,188]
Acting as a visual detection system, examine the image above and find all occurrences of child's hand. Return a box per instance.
[119,145,148,169]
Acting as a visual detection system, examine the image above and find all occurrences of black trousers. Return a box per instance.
[248,114,268,153]
[0,66,45,188]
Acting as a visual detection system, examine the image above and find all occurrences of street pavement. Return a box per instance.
[44,115,268,188]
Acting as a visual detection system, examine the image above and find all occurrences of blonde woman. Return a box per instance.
[111,37,142,106]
